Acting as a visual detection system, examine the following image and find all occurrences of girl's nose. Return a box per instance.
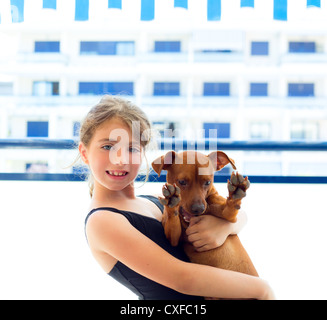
[110,148,129,165]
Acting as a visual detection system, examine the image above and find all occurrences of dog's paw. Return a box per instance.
[228,172,250,200]
[159,183,181,208]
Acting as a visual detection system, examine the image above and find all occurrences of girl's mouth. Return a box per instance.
[106,170,129,178]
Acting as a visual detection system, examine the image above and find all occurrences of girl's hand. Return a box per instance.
[186,210,248,252]
[186,215,232,252]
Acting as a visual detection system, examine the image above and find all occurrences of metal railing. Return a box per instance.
[1,138,327,183]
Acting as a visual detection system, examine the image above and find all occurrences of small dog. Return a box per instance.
[152,151,258,298]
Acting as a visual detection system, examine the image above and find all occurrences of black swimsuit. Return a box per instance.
[85,195,201,300]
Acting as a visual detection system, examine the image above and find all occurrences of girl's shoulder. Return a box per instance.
[85,207,134,245]
[138,194,163,212]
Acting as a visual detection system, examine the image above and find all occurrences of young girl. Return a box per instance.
[80,95,274,300]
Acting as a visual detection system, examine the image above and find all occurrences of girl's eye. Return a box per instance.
[130,147,141,153]
[102,145,113,151]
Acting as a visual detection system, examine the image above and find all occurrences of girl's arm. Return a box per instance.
[86,210,274,300]
[153,192,247,252]
[187,210,248,252]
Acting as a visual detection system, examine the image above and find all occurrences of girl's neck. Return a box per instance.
[92,181,136,206]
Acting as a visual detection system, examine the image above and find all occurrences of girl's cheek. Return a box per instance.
[130,153,142,165]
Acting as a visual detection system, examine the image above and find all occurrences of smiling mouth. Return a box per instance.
[106,171,129,177]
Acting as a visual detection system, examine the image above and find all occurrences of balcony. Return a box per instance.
[194,52,245,63]
[281,53,327,64]
[0,95,100,108]
[141,96,188,110]
[1,139,327,300]
[16,53,70,64]
[244,97,327,110]
[139,52,189,63]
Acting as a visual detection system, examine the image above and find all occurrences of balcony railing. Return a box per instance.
[1,139,327,184]
[2,95,327,110]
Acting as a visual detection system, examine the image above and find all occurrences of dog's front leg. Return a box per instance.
[207,172,250,223]
[159,184,182,247]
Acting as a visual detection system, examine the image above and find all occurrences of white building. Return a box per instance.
[0,0,327,176]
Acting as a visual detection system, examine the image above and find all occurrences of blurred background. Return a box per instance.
[1,0,327,300]
[0,0,327,177]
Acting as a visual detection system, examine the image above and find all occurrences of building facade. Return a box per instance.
[1,0,327,176]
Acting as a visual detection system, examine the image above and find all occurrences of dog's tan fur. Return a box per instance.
[152,151,258,298]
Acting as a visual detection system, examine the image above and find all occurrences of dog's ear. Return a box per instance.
[152,151,177,177]
[208,151,237,171]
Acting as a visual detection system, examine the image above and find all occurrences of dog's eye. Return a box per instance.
[204,181,211,186]
[178,180,187,186]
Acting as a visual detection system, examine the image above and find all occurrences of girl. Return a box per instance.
[80,95,274,300]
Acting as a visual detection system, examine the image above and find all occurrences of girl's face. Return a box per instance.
[79,117,143,192]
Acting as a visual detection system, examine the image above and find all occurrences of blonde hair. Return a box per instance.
[78,95,152,197]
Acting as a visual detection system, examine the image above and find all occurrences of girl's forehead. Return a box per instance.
[95,118,130,135]
[101,117,131,130]
[94,118,140,143]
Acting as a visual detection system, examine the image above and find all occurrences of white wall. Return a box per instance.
[1,181,327,300]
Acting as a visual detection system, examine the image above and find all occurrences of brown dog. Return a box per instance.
[152,151,258,298]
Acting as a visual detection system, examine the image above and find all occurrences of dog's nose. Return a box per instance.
[191,203,206,215]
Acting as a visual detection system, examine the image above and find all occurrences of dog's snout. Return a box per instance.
[191,203,206,215]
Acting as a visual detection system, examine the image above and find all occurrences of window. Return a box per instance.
[79,82,134,95]
[175,0,188,9]
[26,163,49,173]
[203,123,231,174]
[80,41,135,56]
[75,0,89,21]
[152,121,177,138]
[250,122,271,140]
[116,42,135,55]
[204,83,230,96]
[291,122,319,140]
[289,42,316,53]
[203,123,231,139]
[0,82,13,95]
[241,0,254,6]
[251,42,269,56]
[73,122,81,137]
[108,0,122,9]
[73,166,89,175]
[153,82,180,96]
[154,41,181,53]
[288,83,314,97]
[250,83,268,97]
[202,49,233,53]
[27,121,49,138]
[33,82,59,96]
[43,0,57,9]
[35,41,60,53]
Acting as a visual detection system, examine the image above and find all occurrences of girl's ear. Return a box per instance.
[79,143,89,165]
